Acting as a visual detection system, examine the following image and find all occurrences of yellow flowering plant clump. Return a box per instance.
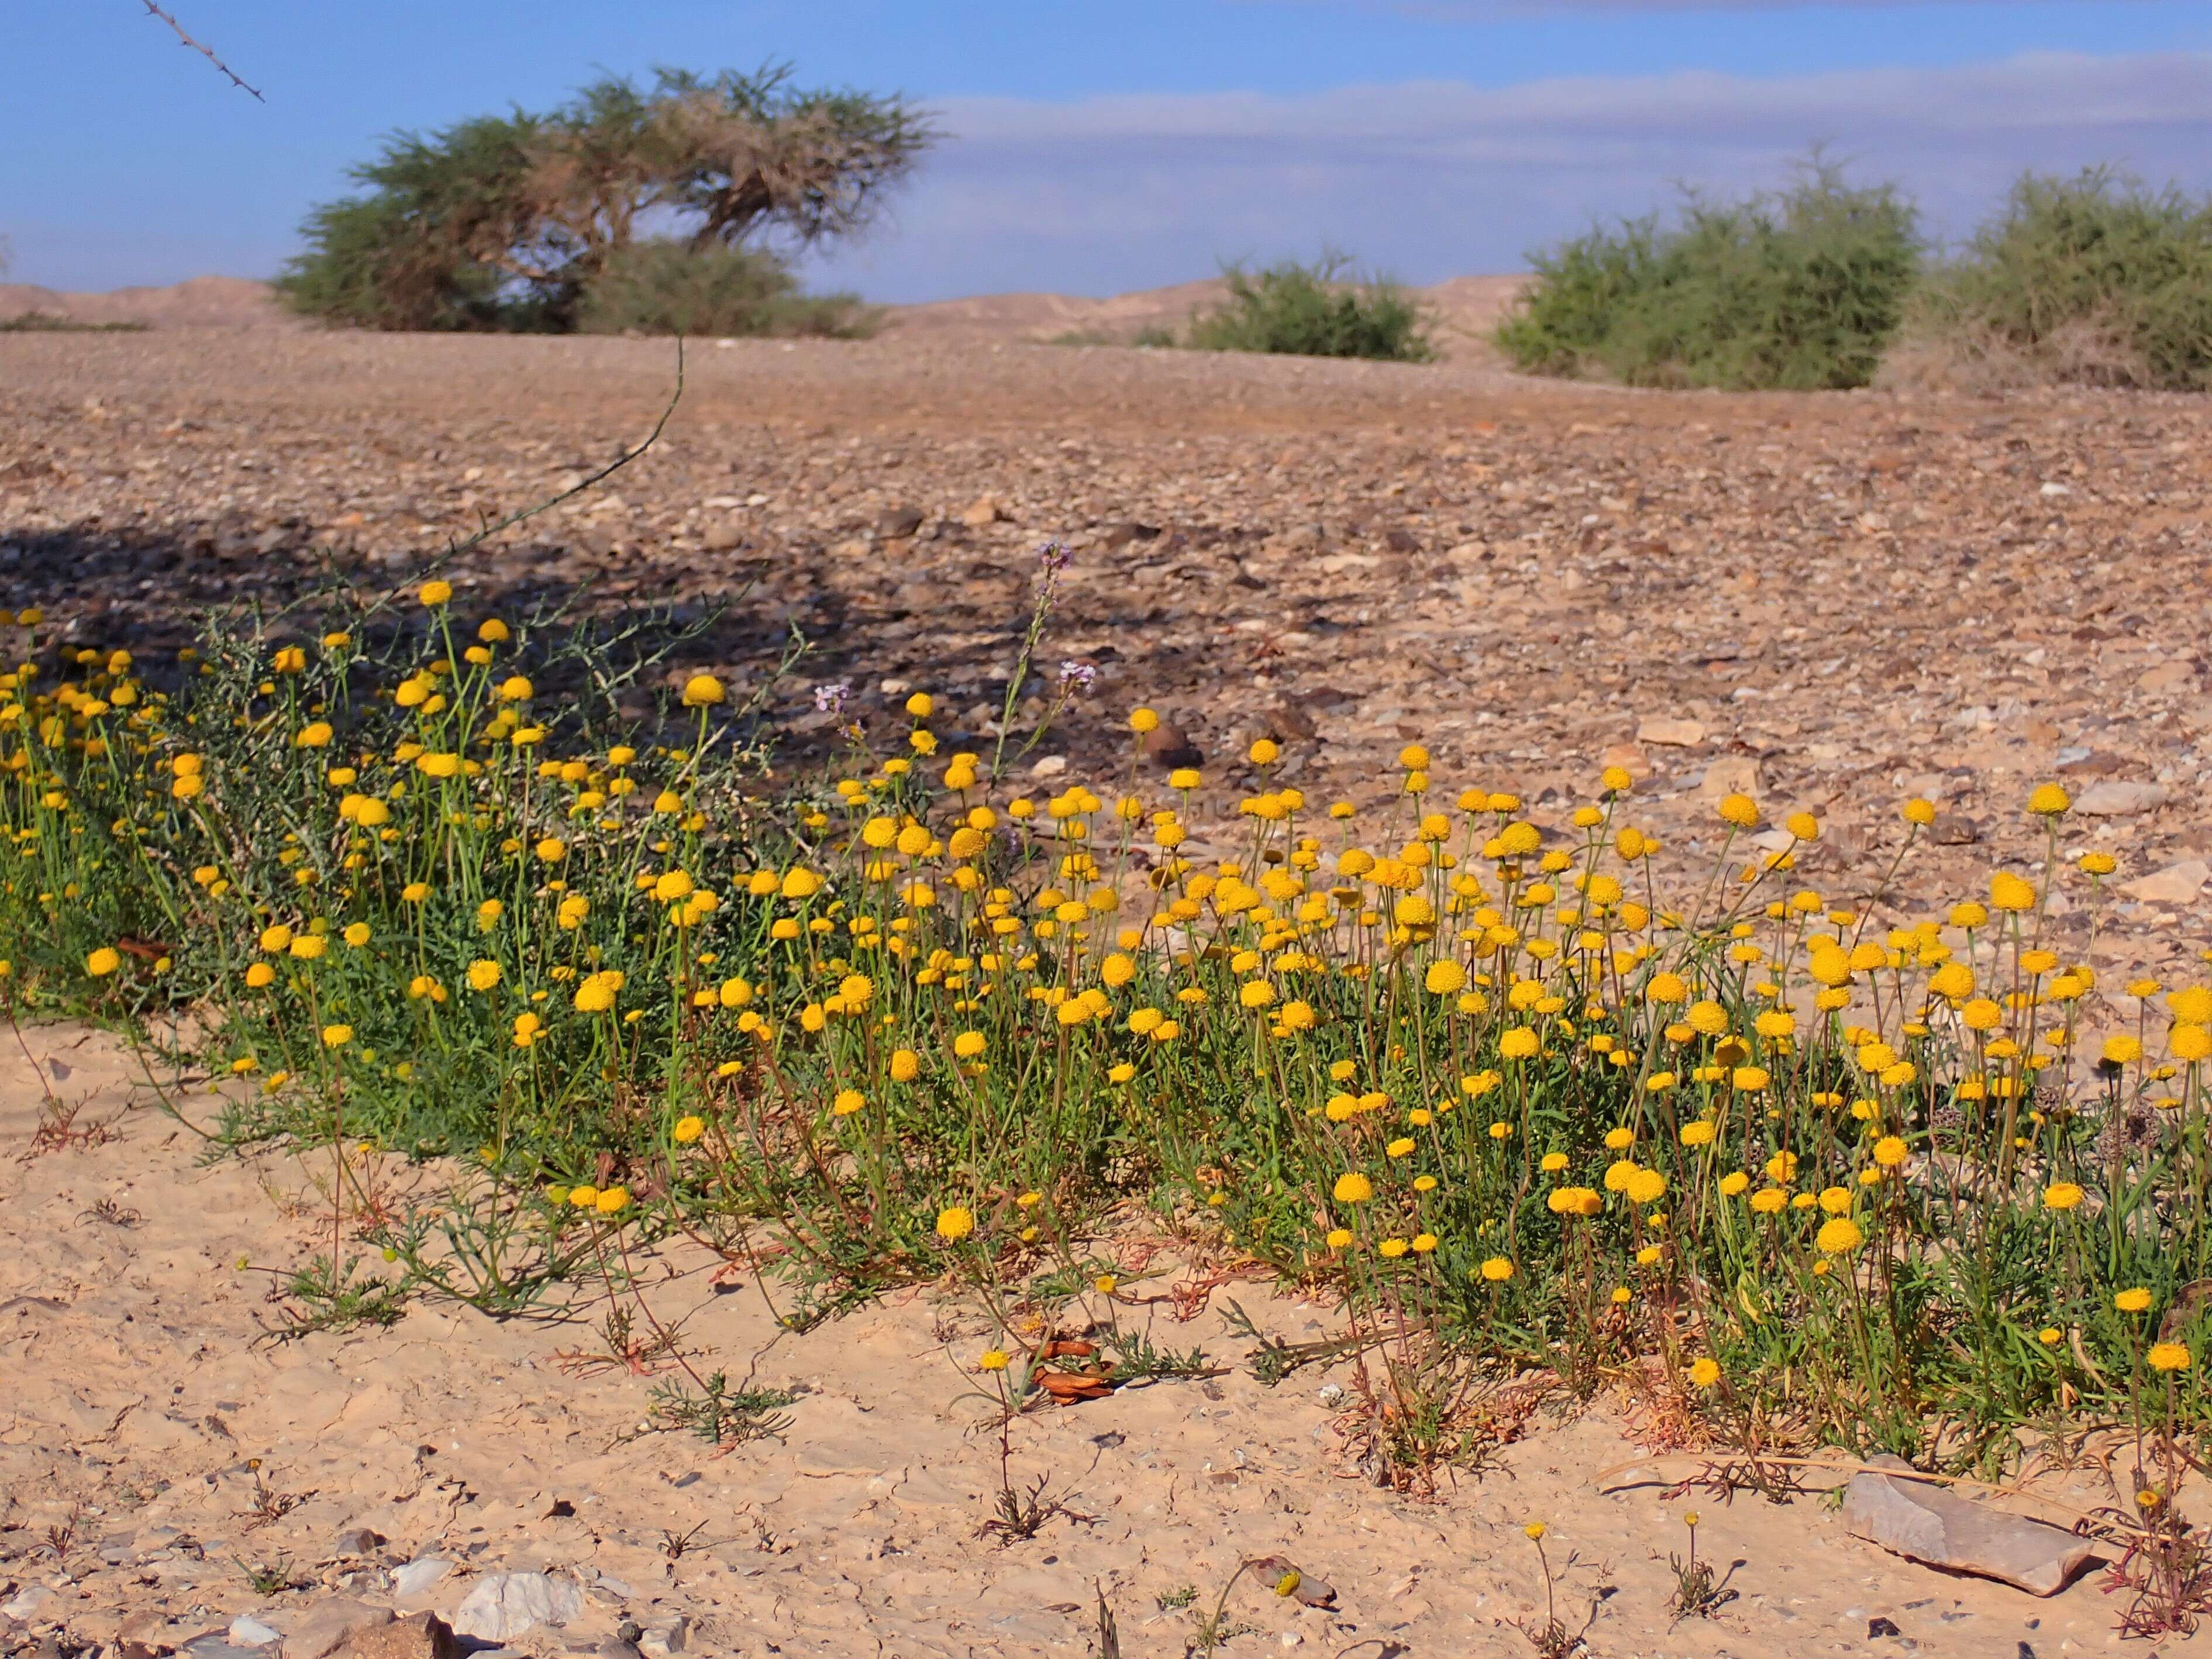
[4,593,2209,1463]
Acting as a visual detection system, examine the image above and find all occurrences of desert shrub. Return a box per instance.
[1893,169,2212,391]
[576,240,877,338]
[1498,161,1921,389]
[9,593,2212,1471]
[1179,254,1435,362]
[278,64,932,332]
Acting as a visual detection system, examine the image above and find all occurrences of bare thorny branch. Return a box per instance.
[139,1,264,102]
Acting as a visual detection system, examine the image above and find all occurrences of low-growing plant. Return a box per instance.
[1177,252,1435,362]
[1890,168,2212,392]
[1497,156,1920,390]
[576,240,878,339]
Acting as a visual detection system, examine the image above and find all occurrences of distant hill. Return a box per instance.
[0,275,282,329]
[0,271,1527,354]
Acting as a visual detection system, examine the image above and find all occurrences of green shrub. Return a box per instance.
[576,241,878,339]
[1497,161,1921,390]
[1896,169,2212,391]
[1179,254,1434,362]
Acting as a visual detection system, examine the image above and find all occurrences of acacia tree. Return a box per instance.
[277,64,934,331]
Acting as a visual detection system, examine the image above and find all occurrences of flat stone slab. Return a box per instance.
[1843,1454,2096,1597]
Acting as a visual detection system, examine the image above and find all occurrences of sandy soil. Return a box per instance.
[0,1022,2159,1656]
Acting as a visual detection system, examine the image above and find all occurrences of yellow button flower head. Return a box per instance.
[418,579,453,607]
[977,1349,1010,1372]
[1425,959,1467,996]
[2116,1287,2154,1313]
[1499,1027,1540,1060]
[85,946,122,977]
[935,1205,976,1241]
[466,959,502,992]
[2149,1343,2192,1374]
[321,1024,353,1048]
[595,1185,630,1215]
[1716,793,1759,829]
[2027,782,2071,816]
[1815,1217,1864,1254]
[2042,1181,2084,1211]
[1688,1357,1721,1388]
[672,1116,705,1144]
[681,673,726,707]
[1989,872,2037,913]
[1872,1135,1909,1168]
[1480,1257,1514,1282]
[1332,1172,1374,1204]
[1902,797,1937,826]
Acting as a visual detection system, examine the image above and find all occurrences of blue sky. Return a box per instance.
[5,1,2208,300]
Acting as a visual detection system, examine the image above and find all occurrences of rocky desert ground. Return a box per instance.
[5,306,2212,1655]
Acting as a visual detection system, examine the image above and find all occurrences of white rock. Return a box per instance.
[2120,860,2210,906]
[451,1572,584,1640]
[2,1585,54,1621]
[2039,481,2072,498]
[390,1555,453,1597]
[228,1616,283,1647]
[2075,780,2169,817]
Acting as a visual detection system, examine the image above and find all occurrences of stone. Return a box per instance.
[637,1617,690,1657]
[1141,721,1203,771]
[282,1602,393,1659]
[228,1618,284,1648]
[332,1526,386,1556]
[1598,742,1651,780]
[1696,756,1760,800]
[182,1642,267,1659]
[877,505,924,539]
[697,519,743,553]
[2120,860,2210,906]
[327,1615,460,1659]
[1636,716,1705,748]
[2,1585,55,1622]
[451,1572,584,1641]
[1930,813,1980,846]
[957,497,1002,528]
[2073,780,2169,817]
[1843,1454,2096,1596]
[388,1557,452,1598]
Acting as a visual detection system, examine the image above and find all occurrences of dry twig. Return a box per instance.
[139,2,264,101]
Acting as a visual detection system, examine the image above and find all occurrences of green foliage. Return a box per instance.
[1179,254,1435,362]
[1905,168,2212,390]
[277,64,932,332]
[576,240,877,338]
[1497,160,1921,389]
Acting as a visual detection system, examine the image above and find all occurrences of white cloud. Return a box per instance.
[805,50,2212,301]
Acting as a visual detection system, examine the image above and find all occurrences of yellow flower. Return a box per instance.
[681,673,725,707]
[1815,1217,1864,1254]
[1687,1357,1721,1388]
[1325,1227,1353,1250]
[418,579,453,606]
[833,1089,865,1116]
[1333,1172,1374,1204]
[936,1206,975,1241]
[2103,1034,2143,1066]
[595,1186,630,1215]
[2149,1343,2192,1374]
[2116,1288,2154,1314]
[672,1116,705,1144]
[321,1023,353,1048]
[1425,959,1467,996]
[1480,1257,1514,1282]
[978,1349,1011,1372]
[1716,793,1759,829]
[1498,1027,1539,1060]
[85,946,122,977]
[2042,1181,2084,1211]
[466,959,502,992]
[1129,707,1160,734]
[1872,1135,1909,1168]
[1524,1522,1547,1541]
[1989,872,2037,913]
[2027,782,2071,816]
